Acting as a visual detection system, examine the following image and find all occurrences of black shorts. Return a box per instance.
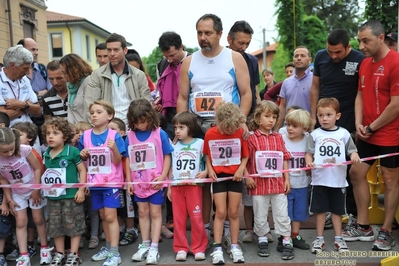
[310,186,346,215]
[117,190,127,218]
[357,139,399,168]
[212,173,243,194]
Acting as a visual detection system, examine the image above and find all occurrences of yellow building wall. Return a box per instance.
[80,29,106,69]
[0,0,49,64]
[47,27,73,57]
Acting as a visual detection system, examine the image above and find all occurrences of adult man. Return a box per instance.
[96,42,109,67]
[42,60,68,121]
[177,13,252,265]
[155,31,189,138]
[0,45,41,126]
[384,32,397,51]
[309,29,364,226]
[277,46,312,128]
[227,20,260,115]
[86,33,151,124]
[177,14,252,135]
[343,20,399,251]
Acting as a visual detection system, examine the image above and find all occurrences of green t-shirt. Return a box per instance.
[43,145,82,200]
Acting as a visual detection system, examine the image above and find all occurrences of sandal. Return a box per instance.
[64,252,82,266]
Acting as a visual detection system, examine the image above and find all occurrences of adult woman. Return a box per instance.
[259,68,276,100]
[59,54,92,124]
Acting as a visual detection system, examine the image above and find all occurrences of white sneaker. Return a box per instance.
[230,246,245,263]
[242,230,253,243]
[132,244,150,262]
[210,249,224,265]
[39,246,53,265]
[194,252,206,261]
[16,256,30,266]
[92,247,109,261]
[175,251,187,261]
[102,253,122,266]
[145,247,160,265]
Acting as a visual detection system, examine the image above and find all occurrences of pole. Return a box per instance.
[262,28,266,69]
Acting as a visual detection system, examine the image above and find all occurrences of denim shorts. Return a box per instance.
[0,215,13,238]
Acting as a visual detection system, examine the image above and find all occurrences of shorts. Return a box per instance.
[90,189,121,210]
[287,187,309,222]
[134,189,165,205]
[196,116,216,136]
[212,173,243,194]
[12,190,47,211]
[0,215,13,238]
[46,198,86,238]
[357,139,399,168]
[310,186,346,215]
[117,190,128,218]
[242,180,253,206]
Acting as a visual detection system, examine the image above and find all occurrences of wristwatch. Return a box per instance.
[365,125,374,134]
[24,101,30,111]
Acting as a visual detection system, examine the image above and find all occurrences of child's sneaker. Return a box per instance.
[311,238,325,254]
[119,230,138,246]
[242,230,253,243]
[27,246,36,258]
[6,248,19,261]
[342,224,374,241]
[373,228,395,251]
[40,246,53,265]
[161,225,173,239]
[145,247,160,265]
[293,235,310,250]
[194,252,206,261]
[282,244,295,260]
[0,254,6,266]
[50,252,66,266]
[65,252,82,266]
[131,244,150,262]
[230,246,245,263]
[210,249,224,265]
[257,242,269,257]
[222,235,232,254]
[15,256,30,266]
[102,253,121,266]
[91,247,109,261]
[175,250,187,261]
[324,212,333,229]
[335,238,349,253]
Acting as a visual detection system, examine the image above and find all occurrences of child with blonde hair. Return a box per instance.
[204,102,248,264]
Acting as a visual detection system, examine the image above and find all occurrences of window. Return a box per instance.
[50,33,63,58]
[86,35,91,61]
[23,22,34,38]
[95,39,99,47]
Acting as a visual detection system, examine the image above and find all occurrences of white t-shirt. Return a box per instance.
[283,134,310,188]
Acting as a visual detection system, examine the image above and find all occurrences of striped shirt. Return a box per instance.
[246,130,291,195]
[42,88,68,118]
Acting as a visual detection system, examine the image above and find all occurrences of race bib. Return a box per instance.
[209,139,241,166]
[193,91,223,116]
[87,147,112,174]
[129,143,156,171]
[288,152,306,177]
[0,159,32,184]
[41,168,67,197]
[255,151,283,178]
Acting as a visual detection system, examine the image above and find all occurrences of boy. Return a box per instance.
[305,98,360,254]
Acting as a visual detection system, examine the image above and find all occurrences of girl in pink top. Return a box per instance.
[0,128,51,266]
[125,99,173,265]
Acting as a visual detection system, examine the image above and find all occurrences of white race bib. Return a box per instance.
[41,168,67,197]
[87,147,112,174]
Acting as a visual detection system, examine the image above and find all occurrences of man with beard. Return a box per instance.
[277,46,313,129]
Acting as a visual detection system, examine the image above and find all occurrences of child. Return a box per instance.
[203,102,248,264]
[79,100,126,266]
[0,187,12,266]
[125,99,173,265]
[168,111,208,261]
[73,121,92,148]
[245,101,294,260]
[0,128,52,266]
[108,118,139,246]
[305,98,360,254]
[278,105,302,135]
[282,109,312,250]
[42,117,87,265]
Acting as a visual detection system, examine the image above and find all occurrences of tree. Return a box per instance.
[303,0,360,37]
[143,46,199,82]
[271,43,291,82]
[364,0,398,32]
[303,15,327,59]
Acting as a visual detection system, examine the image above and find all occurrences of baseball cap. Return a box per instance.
[385,32,398,42]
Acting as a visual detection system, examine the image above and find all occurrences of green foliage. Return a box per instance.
[303,0,360,37]
[302,15,327,58]
[271,43,291,82]
[349,38,359,50]
[364,0,398,32]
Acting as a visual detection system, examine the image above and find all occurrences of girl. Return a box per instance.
[79,100,126,266]
[0,128,52,266]
[168,111,208,261]
[245,101,294,260]
[42,117,87,266]
[282,109,312,251]
[125,99,173,265]
[203,102,248,265]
